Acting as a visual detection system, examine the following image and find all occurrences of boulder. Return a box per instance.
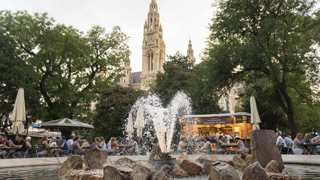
[219,160,234,167]
[242,161,267,180]
[59,155,87,178]
[132,161,154,180]
[196,154,218,164]
[250,130,284,172]
[149,145,161,164]
[114,157,136,168]
[171,166,189,178]
[209,161,240,180]
[84,147,108,169]
[179,159,202,176]
[267,172,303,180]
[265,160,281,173]
[232,154,251,171]
[66,170,103,180]
[153,165,173,180]
[177,152,189,164]
[103,165,133,180]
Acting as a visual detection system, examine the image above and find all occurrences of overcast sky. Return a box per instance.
[1,0,215,72]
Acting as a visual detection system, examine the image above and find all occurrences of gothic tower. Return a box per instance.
[119,59,132,87]
[140,0,166,90]
[187,40,196,67]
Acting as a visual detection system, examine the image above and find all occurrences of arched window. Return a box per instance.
[148,51,154,71]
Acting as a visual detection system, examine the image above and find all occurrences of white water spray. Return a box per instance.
[129,91,192,153]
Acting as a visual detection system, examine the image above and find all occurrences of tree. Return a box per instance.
[204,0,320,135]
[0,28,44,128]
[0,11,130,121]
[93,86,145,140]
[151,52,221,113]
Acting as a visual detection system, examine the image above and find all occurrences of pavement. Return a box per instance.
[0,154,319,169]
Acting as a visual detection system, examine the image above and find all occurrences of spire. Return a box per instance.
[187,39,196,68]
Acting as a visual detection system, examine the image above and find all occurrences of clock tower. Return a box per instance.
[140,0,166,90]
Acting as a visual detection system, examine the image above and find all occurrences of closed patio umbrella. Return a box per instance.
[126,113,134,139]
[134,106,145,138]
[10,88,26,134]
[250,96,261,130]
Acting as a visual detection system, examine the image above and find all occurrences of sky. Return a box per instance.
[1,0,215,72]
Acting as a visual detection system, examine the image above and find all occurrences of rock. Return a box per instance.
[242,161,267,180]
[267,172,303,180]
[132,161,154,180]
[281,169,290,175]
[179,159,202,176]
[265,160,281,173]
[66,170,103,180]
[103,165,133,180]
[177,152,189,164]
[114,157,136,168]
[209,161,240,180]
[171,166,189,178]
[219,160,234,167]
[149,145,161,164]
[84,147,108,169]
[232,154,251,171]
[250,130,284,172]
[196,154,218,164]
[59,155,87,178]
[153,165,173,180]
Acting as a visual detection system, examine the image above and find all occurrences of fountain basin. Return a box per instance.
[153,153,177,172]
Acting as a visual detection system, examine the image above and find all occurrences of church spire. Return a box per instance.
[187,39,196,67]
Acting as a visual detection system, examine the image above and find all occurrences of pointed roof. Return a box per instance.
[40,118,94,130]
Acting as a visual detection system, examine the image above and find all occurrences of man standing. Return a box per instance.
[10,134,27,158]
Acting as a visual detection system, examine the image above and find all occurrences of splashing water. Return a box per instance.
[129,91,192,153]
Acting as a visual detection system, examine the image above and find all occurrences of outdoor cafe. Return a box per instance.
[180,112,253,139]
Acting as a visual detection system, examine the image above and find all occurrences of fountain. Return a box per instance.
[129,92,192,171]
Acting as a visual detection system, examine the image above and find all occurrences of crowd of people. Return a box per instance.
[276,132,320,155]
[1,130,319,158]
[176,133,247,154]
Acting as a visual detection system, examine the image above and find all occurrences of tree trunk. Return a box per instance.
[275,85,298,136]
[40,71,59,120]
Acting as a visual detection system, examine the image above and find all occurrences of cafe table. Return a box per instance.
[221,144,238,154]
[297,144,319,155]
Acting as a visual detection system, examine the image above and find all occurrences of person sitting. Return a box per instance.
[99,137,107,150]
[73,137,84,155]
[0,132,10,158]
[292,133,305,155]
[26,137,32,149]
[57,136,69,157]
[276,132,285,153]
[10,134,27,158]
[199,138,211,153]
[283,135,293,154]
[235,136,246,154]
[91,137,100,148]
[67,135,74,153]
[311,136,320,155]
[177,137,187,153]
[128,139,139,155]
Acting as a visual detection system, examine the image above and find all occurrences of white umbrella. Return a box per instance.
[250,96,261,130]
[10,88,26,134]
[126,113,134,139]
[134,106,145,138]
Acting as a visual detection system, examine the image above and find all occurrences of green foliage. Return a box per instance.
[151,52,221,114]
[204,0,320,135]
[0,11,130,121]
[93,86,146,141]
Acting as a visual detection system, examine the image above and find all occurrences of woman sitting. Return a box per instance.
[293,133,305,155]
[235,136,246,153]
[37,136,50,157]
[73,137,84,155]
